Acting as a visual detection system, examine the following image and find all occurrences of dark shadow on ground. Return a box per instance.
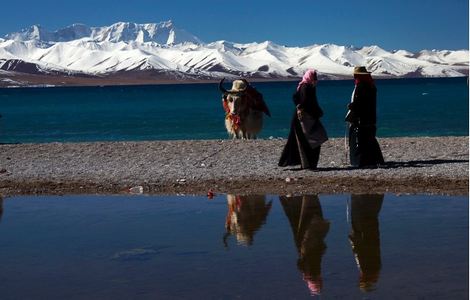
[282,159,468,172]
[380,159,468,169]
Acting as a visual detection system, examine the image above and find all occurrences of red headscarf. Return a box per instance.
[354,73,375,86]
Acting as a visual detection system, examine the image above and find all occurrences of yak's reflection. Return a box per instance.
[349,194,384,292]
[223,194,272,247]
[280,195,330,296]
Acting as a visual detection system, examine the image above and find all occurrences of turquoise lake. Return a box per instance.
[0,77,468,143]
[0,194,467,299]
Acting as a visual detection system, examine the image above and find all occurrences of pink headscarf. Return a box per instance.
[297,69,318,91]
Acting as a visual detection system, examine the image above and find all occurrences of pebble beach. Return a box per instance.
[0,136,467,196]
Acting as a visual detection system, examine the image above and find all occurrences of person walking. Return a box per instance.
[345,66,385,167]
[278,69,328,170]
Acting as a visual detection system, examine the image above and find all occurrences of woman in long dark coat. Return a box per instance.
[278,69,328,169]
[346,66,384,167]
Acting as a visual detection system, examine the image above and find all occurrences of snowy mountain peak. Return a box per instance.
[358,45,389,56]
[4,21,203,45]
[0,21,468,81]
[6,24,43,41]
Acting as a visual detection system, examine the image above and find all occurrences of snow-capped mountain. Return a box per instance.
[5,21,202,45]
[0,21,468,84]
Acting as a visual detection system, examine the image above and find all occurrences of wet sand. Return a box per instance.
[0,136,467,196]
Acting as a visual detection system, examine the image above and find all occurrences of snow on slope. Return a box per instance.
[6,21,202,45]
[1,21,468,79]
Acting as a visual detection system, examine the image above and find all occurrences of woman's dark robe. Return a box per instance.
[278,84,327,169]
[348,82,384,167]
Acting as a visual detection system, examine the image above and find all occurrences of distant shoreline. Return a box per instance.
[1,71,467,89]
[0,137,467,196]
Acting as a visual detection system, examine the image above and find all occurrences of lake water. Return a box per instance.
[0,194,467,299]
[0,77,468,143]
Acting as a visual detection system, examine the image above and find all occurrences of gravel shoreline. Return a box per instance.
[0,136,468,196]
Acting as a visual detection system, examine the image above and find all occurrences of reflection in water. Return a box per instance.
[0,194,467,298]
[349,194,384,292]
[223,195,272,246]
[280,195,330,296]
[0,196,3,222]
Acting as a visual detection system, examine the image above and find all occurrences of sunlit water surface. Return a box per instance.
[0,194,467,299]
[0,77,468,143]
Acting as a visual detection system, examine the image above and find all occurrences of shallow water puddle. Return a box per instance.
[0,194,467,299]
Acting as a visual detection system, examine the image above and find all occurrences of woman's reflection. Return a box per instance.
[224,195,272,246]
[349,194,384,292]
[280,195,330,296]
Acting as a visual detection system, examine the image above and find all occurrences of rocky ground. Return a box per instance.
[0,136,468,196]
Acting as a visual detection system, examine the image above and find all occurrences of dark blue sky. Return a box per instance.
[1,0,468,51]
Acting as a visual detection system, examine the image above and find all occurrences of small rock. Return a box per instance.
[128,186,144,194]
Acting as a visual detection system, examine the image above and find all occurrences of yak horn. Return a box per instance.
[219,78,228,94]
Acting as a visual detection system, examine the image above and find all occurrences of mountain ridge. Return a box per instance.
[0,21,468,87]
[5,21,203,45]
